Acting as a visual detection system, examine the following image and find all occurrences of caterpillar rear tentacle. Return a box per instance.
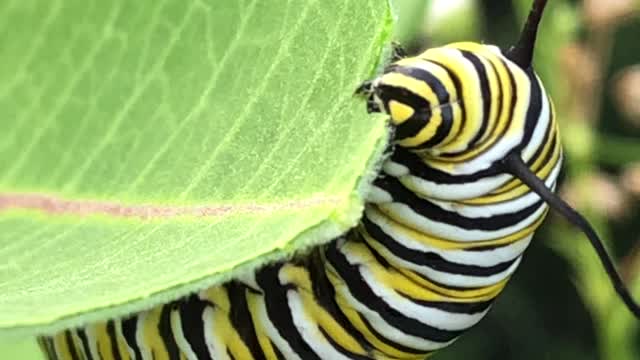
[502,153,640,319]
[39,0,638,359]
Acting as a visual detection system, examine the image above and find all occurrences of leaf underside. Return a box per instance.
[0,0,393,336]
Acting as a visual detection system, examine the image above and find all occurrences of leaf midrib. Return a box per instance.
[0,191,343,219]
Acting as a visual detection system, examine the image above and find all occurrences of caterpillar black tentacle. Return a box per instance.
[502,153,640,318]
[39,0,639,359]
[506,0,547,69]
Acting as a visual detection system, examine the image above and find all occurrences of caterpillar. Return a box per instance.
[38,1,639,359]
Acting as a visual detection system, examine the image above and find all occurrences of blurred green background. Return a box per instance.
[2,0,639,359]
[395,0,640,359]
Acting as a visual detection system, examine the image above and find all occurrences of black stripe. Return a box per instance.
[374,176,543,231]
[357,307,429,355]
[476,55,504,148]
[501,56,520,146]
[362,212,518,276]
[485,56,519,159]
[529,118,555,167]
[106,320,123,360]
[460,51,493,149]
[394,109,432,140]
[359,232,393,269]
[389,147,505,184]
[178,295,212,360]
[64,331,81,360]
[391,66,454,148]
[255,264,322,360]
[77,328,95,360]
[158,304,181,360]
[325,243,463,343]
[38,337,58,360]
[272,340,286,360]
[487,136,556,199]
[489,125,557,200]
[377,84,430,114]
[226,281,267,360]
[439,51,519,161]
[317,326,373,360]
[514,69,543,154]
[517,88,552,168]
[464,237,526,252]
[398,292,494,314]
[406,268,494,292]
[306,248,374,355]
[428,59,467,145]
[122,317,143,360]
[227,347,236,360]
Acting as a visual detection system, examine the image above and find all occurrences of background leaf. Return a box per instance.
[0,0,393,342]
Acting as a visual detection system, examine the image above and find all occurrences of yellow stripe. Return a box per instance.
[388,100,414,123]
[280,264,369,356]
[114,320,133,360]
[347,241,465,303]
[37,338,54,360]
[138,307,170,360]
[201,287,254,359]
[414,43,484,154]
[379,73,437,119]
[435,45,521,162]
[52,332,72,360]
[325,266,426,360]
[369,204,542,250]
[399,268,506,301]
[398,107,443,148]
[478,103,560,198]
[91,323,113,360]
[246,291,282,360]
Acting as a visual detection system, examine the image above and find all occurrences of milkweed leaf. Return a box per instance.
[0,0,393,336]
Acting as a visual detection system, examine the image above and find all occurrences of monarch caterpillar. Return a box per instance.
[38,0,639,359]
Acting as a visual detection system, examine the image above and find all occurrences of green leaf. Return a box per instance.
[0,0,393,336]
[596,134,640,166]
[0,338,43,360]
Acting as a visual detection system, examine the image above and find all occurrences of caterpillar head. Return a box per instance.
[356,0,548,157]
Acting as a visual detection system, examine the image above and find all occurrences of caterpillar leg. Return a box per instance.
[354,80,382,114]
[390,41,407,62]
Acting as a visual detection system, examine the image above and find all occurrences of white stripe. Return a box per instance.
[136,313,154,360]
[521,76,552,162]
[382,160,409,177]
[202,306,232,360]
[115,319,137,360]
[287,290,353,360]
[430,159,561,218]
[84,326,103,360]
[329,263,455,351]
[366,185,394,203]
[365,206,532,267]
[351,231,523,288]
[171,309,201,360]
[252,293,304,360]
[358,266,490,331]
[377,198,547,242]
[396,171,513,201]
